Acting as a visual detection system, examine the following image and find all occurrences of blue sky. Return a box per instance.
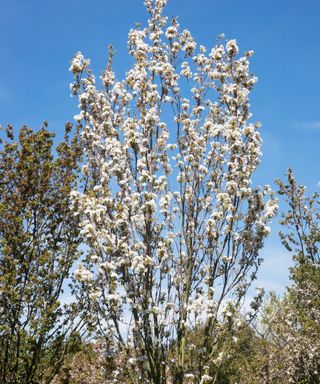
[1,0,320,295]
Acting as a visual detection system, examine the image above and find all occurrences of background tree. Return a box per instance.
[237,171,320,384]
[69,0,277,383]
[0,123,84,384]
[273,170,320,383]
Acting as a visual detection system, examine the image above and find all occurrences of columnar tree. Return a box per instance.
[70,1,277,383]
[0,124,83,384]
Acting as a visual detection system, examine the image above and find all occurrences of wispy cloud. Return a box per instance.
[292,120,320,131]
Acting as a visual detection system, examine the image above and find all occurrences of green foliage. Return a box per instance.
[0,124,83,384]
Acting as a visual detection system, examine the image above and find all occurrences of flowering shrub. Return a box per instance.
[52,342,112,384]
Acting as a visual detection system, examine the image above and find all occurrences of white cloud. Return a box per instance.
[292,120,320,131]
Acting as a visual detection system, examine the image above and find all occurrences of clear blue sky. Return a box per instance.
[1,0,320,295]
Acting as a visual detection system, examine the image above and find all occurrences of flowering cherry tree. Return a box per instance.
[69,1,277,383]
